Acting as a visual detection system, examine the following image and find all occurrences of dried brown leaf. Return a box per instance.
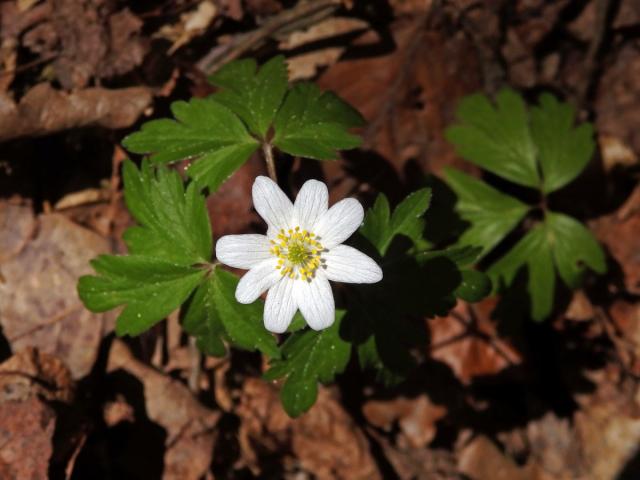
[458,435,531,480]
[0,204,113,379]
[429,301,521,385]
[107,340,220,480]
[592,193,640,295]
[0,396,56,479]
[0,347,74,403]
[237,378,381,479]
[0,348,75,479]
[363,395,447,448]
[0,83,152,142]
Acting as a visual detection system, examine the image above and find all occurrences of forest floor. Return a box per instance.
[1,0,640,479]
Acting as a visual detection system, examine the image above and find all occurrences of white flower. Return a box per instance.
[215,176,383,333]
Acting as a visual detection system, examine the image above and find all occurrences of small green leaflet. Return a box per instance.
[209,55,288,138]
[488,214,606,321]
[122,160,212,265]
[446,89,539,188]
[446,89,595,192]
[78,255,206,336]
[546,212,606,288]
[264,310,350,417]
[182,268,280,359]
[443,167,529,259]
[487,225,555,321]
[360,188,432,256]
[181,273,226,357]
[122,97,258,193]
[273,82,365,160]
[530,94,595,193]
[415,246,491,303]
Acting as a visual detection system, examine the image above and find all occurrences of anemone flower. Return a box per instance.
[215,176,383,333]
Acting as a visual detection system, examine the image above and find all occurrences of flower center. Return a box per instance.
[270,227,323,281]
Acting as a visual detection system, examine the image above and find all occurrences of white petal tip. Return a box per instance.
[369,266,383,283]
[234,291,253,304]
[253,175,276,188]
[264,323,288,334]
[307,317,335,331]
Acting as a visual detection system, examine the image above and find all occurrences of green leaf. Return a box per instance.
[212,268,280,358]
[488,212,606,321]
[443,168,529,259]
[360,188,432,256]
[122,97,258,193]
[182,269,281,358]
[528,241,555,321]
[185,143,259,193]
[273,82,364,160]
[209,55,289,138]
[181,276,227,357]
[78,255,206,336]
[446,89,539,188]
[546,212,606,288]
[416,245,483,268]
[121,160,212,265]
[287,312,307,333]
[264,310,350,417]
[488,225,555,321]
[455,269,492,302]
[530,93,595,193]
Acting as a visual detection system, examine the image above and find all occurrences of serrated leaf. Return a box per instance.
[264,310,350,417]
[181,276,227,357]
[209,55,288,138]
[122,97,258,193]
[121,160,212,265]
[185,143,259,193]
[446,89,539,188]
[272,82,364,160]
[360,188,432,256]
[546,212,606,288]
[530,93,595,193]
[182,269,281,358]
[444,168,529,259]
[210,268,280,358]
[78,255,206,336]
[488,225,555,321]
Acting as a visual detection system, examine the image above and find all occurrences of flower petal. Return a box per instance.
[235,258,281,304]
[264,277,298,333]
[294,272,335,330]
[293,179,328,231]
[323,245,383,284]
[314,198,364,248]
[252,176,293,233]
[215,234,271,269]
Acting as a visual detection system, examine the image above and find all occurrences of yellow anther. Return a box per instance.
[270,225,323,281]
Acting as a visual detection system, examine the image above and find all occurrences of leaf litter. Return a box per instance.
[1,0,640,478]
